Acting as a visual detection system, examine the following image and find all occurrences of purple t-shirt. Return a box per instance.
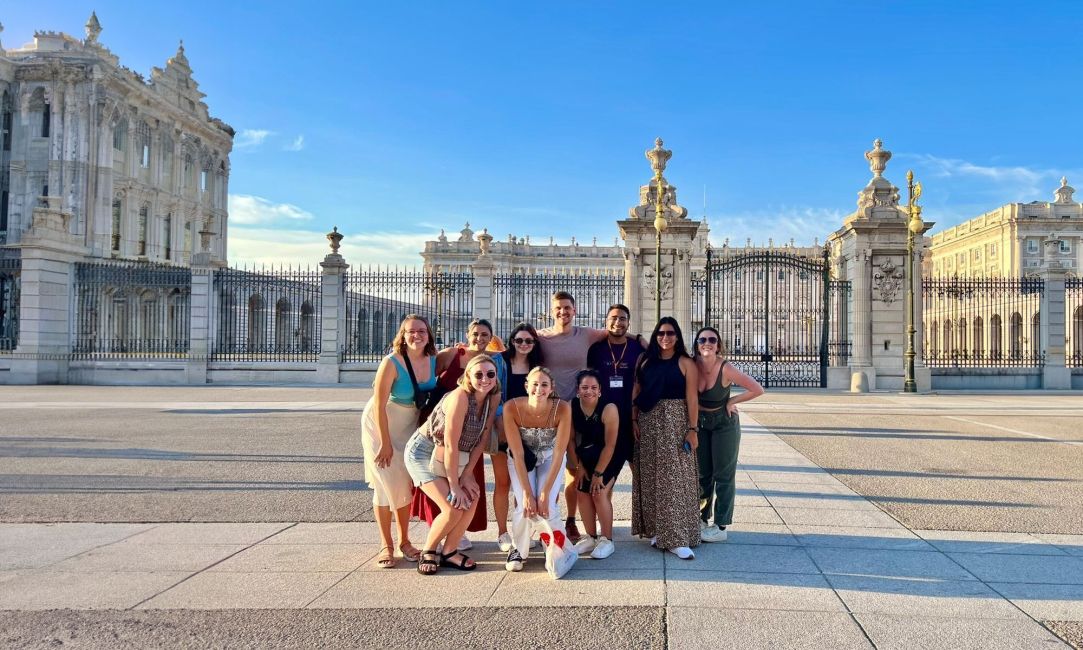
[537,325,601,401]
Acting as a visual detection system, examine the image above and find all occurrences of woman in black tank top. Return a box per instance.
[569,369,621,559]
[693,326,764,543]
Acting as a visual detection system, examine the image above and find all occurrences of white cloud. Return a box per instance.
[905,154,1079,201]
[228,194,315,226]
[227,226,429,268]
[284,135,305,151]
[235,129,274,149]
[709,206,845,248]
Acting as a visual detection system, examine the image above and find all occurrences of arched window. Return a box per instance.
[372,310,382,353]
[300,301,315,352]
[1009,312,1023,359]
[958,318,967,358]
[136,121,151,169]
[1074,306,1083,359]
[1031,313,1041,358]
[247,294,266,352]
[943,321,953,356]
[385,312,396,351]
[990,314,1003,360]
[111,198,122,252]
[357,307,369,354]
[140,290,159,352]
[138,204,149,256]
[163,214,173,260]
[274,298,292,348]
[973,317,984,359]
[160,134,174,189]
[29,88,49,138]
[113,118,128,152]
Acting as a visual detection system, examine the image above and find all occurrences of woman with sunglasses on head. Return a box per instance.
[630,317,701,560]
[405,354,502,575]
[360,314,436,568]
[501,366,572,572]
[411,319,500,547]
[492,323,546,552]
[693,326,764,543]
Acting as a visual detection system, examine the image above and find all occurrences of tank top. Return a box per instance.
[571,397,610,448]
[423,391,489,452]
[634,354,686,413]
[387,355,437,406]
[516,398,560,453]
[698,360,731,410]
[506,370,529,400]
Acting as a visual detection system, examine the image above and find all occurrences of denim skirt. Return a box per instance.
[404,431,438,487]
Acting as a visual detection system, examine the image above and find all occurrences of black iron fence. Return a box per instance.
[72,261,192,359]
[922,276,1044,367]
[212,266,321,361]
[343,267,474,362]
[1068,277,1082,370]
[492,270,624,340]
[0,256,20,352]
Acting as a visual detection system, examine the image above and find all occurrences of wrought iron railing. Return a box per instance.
[72,260,192,359]
[922,276,1045,368]
[342,267,474,362]
[212,266,321,361]
[0,256,20,352]
[1067,276,1082,370]
[492,270,624,339]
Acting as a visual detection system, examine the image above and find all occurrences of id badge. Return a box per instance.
[609,377,624,389]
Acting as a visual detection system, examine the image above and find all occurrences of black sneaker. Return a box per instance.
[505,549,524,572]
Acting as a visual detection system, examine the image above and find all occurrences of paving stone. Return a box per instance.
[789,525,935,551]
[0,523,153,569]
[776,507,904,529]
[720,523,799,546]
[571,541,664,571]
[854,613,1066,650]
[1032,534,1083,558]
[125,523,293,545]
[310,568,507,608]
[667,569,846,611]
[209,543,378,573]
[989,582,1083,621]
[808,547,978,581]
[50,542,249,572]
[666,608,874,649]
[0,570,190,609]
[261,522,383,545]
[493,568,664,606]
[947,552,1083,584]
[765,494,883,511]
[665,543,818,574]
[914,530,1069,556]
[827,575,1027,619]
[732,506,784,525]
[138,571,349,609]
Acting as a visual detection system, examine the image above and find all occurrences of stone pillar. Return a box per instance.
[186,261,212,384]
[8,200,89,384]
[829,140,933,392]
[1040,242,1070,389]
[317,228,348,383]
[472,229,494,321]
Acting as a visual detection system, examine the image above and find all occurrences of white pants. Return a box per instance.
[507,448,566,559]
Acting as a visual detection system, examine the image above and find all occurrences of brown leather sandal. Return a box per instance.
[376,546,397,569]
[399,542,421,563]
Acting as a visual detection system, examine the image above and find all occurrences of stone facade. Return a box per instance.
[926,178,1082,278]
[0,13,233,264]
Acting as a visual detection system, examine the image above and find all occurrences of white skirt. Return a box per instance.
[361,398,419,509]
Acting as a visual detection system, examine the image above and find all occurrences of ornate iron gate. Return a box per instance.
[702,247,850,387]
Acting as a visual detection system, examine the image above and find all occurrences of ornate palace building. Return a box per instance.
[926,178,1082,278]
[0,13,233,262]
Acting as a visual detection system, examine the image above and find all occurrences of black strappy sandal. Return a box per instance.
[417,549,440,576]
[440,550,477,571]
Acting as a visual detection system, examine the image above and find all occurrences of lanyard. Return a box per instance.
[608,339,628,369]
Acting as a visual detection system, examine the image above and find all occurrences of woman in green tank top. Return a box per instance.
[692,326,764,543]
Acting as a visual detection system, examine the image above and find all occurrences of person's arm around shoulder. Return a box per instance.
[679,356,700,451]
[370,356,397,469]
[502,399,537,517]
[721,363,765,417]
[540,400,573,519]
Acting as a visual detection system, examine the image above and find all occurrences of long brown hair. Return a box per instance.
[392,314,437,357]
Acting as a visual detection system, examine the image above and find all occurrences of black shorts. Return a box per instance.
[575,442,624,493]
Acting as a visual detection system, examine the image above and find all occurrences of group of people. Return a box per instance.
[360,292,764,576]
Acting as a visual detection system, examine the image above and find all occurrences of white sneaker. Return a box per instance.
[573,535,596,555]
[649,536,658,547]
[590,536,615,559]
[497,532,513,553]
[700,525,728,543]
[668,546,695,560]
[699,519,709,531]
[457,537,473,551]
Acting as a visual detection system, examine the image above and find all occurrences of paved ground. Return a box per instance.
[1,386,1082,648]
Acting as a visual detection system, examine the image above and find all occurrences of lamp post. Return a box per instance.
[648,138,671,324]
[904,170,924,393]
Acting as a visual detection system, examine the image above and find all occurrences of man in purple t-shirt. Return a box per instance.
[586,303,645,472]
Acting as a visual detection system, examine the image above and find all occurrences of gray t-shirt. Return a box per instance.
[537,325,602,401]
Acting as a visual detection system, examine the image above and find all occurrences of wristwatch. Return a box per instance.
[592,470,604,478]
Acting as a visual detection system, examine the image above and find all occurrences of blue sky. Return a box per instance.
[7,2,1083,266]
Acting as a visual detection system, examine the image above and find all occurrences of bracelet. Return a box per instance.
[592,470,604,478]
[687,426,698,432]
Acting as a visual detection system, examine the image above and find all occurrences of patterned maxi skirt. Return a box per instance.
[631,398,701,549]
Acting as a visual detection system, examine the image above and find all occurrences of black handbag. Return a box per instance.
[403,356,441,425]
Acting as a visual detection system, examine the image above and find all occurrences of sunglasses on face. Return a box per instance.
[697,336,718,345]
[513,337,535,345]
[472,371,497,380]
[657,331,677,338]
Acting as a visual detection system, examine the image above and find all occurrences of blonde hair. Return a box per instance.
[526,366,557,395]
[458,354,502,395]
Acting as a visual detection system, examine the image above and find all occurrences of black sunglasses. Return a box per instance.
[697,336,718,344]
[513,337,536,345]
[657,331,677,338]
[472,370,497,380]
